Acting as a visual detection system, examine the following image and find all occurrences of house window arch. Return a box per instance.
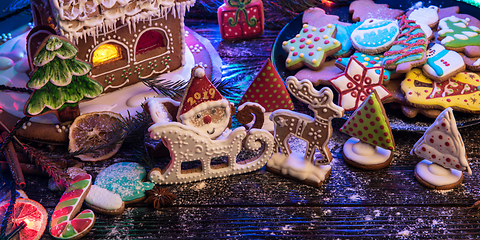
[89,40,130,77]
[134,28,170,64]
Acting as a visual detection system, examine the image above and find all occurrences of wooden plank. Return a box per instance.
[74,206,480,239]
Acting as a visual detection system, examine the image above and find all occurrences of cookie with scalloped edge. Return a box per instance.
[349,0,404,22]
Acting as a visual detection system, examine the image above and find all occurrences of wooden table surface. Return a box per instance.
[3,0,480,239]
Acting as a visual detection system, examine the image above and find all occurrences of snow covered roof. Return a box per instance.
[50,0,196,42]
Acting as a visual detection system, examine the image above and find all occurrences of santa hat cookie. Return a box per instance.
[177,67,233,139]
[178,67,230,121]
[237,59,294,132]
[339,90,396,170]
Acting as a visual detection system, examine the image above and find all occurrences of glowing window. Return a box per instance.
[92,43,123,66]
[136,30,165,55]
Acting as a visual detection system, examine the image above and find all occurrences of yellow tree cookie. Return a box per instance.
[401,68,480,113]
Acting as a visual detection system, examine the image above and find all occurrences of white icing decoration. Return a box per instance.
[416,22,433,39]
[473,58,480,67]
[408,6,439,27]
[462,31,479,37]
[453,34,469,40]
[441,36,455,44]
[147,122,274,185]
[415,160,463,187]
[267,152,331,183]
[410,107,472,175]
[453,22,468,28]
[51,0,196,44]
[144,98,180,123]
[85,185,123,210]
[343,138,392,165]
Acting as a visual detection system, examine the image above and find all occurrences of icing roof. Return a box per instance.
[50,0,196,42]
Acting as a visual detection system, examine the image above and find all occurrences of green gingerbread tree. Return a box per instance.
[340,90,395,151]
[24,35,104,122]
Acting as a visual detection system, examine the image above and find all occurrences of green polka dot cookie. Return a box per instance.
[340,90,395,151]
[282,23,342,70]
[238,59,294,112]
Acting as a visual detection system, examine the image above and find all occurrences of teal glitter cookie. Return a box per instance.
[94,162,154,202]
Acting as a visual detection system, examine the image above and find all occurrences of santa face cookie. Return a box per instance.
[177,67,233,139]
[282,23,341,70]
[423,43,466,82]
[350,18,400,54]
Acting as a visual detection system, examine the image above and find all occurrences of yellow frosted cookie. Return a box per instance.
[401,68,480,113]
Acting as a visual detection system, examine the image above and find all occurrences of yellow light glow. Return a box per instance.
[92,44,122,66]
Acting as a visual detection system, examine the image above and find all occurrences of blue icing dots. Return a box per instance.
[351,19,399,50]
[336,52,393,82]
[94,162,154,202]
[357,20,391,30]
[353,25,399,47]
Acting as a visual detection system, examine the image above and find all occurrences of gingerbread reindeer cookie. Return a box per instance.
[267,76,344,187]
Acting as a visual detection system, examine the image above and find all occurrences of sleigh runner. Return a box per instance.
[148,122,275,185]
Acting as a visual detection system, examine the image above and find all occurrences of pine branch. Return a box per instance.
[211,77,245,102]
[68,108,153,158]
[23,145,71,188]
[141,78,187,99]
[0,85,33,94]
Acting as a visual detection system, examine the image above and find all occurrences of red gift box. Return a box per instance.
[217,0,264,40]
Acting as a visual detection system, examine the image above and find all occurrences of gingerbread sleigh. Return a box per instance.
[145,67,275,185]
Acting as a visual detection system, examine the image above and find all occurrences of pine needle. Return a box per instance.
[141,78,187,99]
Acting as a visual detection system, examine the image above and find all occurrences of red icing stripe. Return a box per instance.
[59,189,83,202]
[71,218,93,232]
[50,221,68,237]
[71,174,91,183]
[51,206,74,220]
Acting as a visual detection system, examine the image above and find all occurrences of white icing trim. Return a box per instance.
[147,122,274,185]
[267,152,331,183]
[343,137,392,165]
[103,79,130,91]
[473,58,480,67]
[415,160,462,187]
[179,98,230,120]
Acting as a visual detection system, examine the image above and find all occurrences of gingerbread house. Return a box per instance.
[29,0,196,92]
